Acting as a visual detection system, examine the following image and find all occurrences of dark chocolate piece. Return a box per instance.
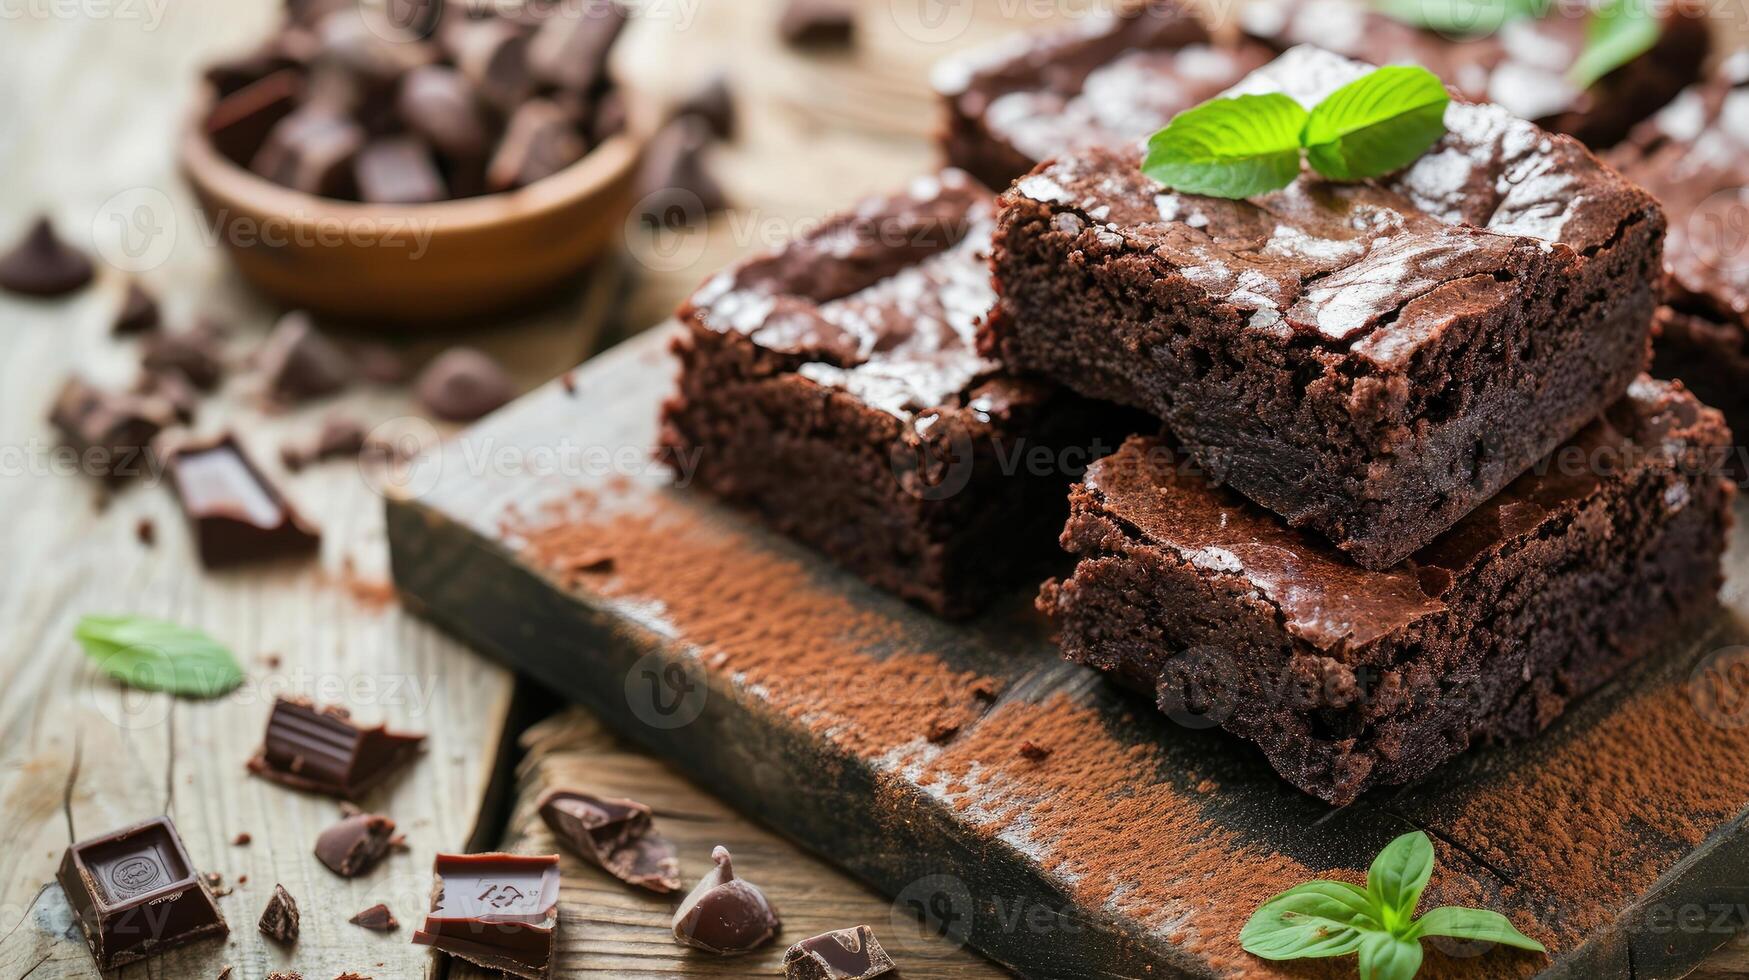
[637,116,728,225]
[166,435,321,568]
[258,883,300,944]
[113,281,160,335]
[779,0,854,47]
[204,68,304,164]
[1018,740,1051,761]
[0,216,94,297]
[251,107,366,197]
[414,346,515,421]
[135,369,200,425]
[443,17,533,113]
[672,846,781,955]
[589,88,629,144]
[411,852,561,980]
[536,789,681,893]
[486,98,585,192]
[355,137,449,204]
[48,377,171,482]
[257,310,353,403]
[783,925,895,980]
[527,0,629,93]
[281,415,368,471]
[385,0,442,37]
[349,902,399,931]
[674,71,735,139]
[246,696,425,799]
[140,320,226,391]
[55,816,229,970]
[312,8,435,87]
[315,812,396,877]
[397,65,493,160]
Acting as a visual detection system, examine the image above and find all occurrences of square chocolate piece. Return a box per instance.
[166,434,322,568]
[56,816,229,970]
[411,852,561,979]
[247,696,426,800]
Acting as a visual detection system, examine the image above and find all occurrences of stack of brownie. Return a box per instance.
[663,5,1738,805]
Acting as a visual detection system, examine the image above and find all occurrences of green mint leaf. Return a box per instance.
[1357,931,1424,980]
[1369,0,1544,34]
[1568,0,1661,89]
[1239,881,1380,960]
[74,614,245,698]
[1365,831,1436,926]
[1413,906,1547,951]
[1303,66,1450,182]
[1142,93,1308,199]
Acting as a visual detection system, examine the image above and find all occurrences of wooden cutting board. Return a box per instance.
[386,325,1749,980]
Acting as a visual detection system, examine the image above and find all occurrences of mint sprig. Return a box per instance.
[1241,831,1545,979]
[75,614,245,698]
[1142,66,1449,200]
[1568,0,1662,88]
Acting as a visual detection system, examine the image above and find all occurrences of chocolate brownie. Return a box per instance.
[985,46,1665,570]
[1610,52,1749,455]
[932,0,1270,190]
[659,170,1131,617]
[1242,0,1708,149]
[1042,378,1733,805]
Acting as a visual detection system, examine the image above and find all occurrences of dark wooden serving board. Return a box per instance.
[387,325,1749,980]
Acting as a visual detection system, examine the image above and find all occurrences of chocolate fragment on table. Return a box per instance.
[136,369,200,425]
[55,816,230,970]
[48,377,172,482]
[355,136,449,204]
[258,883,300,944]
[674,70,735,139]
[140,320,226,391]
[672,845,781,955]
[527,0,629,93]
[783,925,896,980]
[135,517,156,546]
[779,0,855,47]
[536,788,682,893]
[257,310,353,403]
[349,902,399,931]
[246,696,425,799]
[206,68,304,163]
[414,346,515,421]
[486,98,586,192]
[636,116,728,226]
[166,434,321,568]
[411,852,561,980]
[113,281,160,335]
[315,812,397,877]
[0,215,95,298]
[281,415,368,471]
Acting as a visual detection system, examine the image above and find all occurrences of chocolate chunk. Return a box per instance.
[140,319,226,390]
[55,816,230,970]
[411,852,560,980]
[166,434,321,567]
[536,789,681,894]
[637,117,728,226]
[414,347,515,421]
[349,902,399,931]
[315,812,397,877]
[397,65,493,160]
[258,310,353,403]
[675,71,735,139]
[251,107,365,197]
[355,137,449,203]
[779,0,855,47]
[783,926,895,980]
[206,68,305,165]
[385,0,442,37]
[443,17,534,113]
[0,216,94,297]
[258,883,300,944]
[247,696,425,799]
[672,846,781,955]
[354,342,410,384]
[113,281,160,335]
[589,88,628,144]
[48,377,171,481]
[527,0,629,93]
[135,369,200,425]
[486,99,585,192]
[282,415,368,471]
[313,8,435,87]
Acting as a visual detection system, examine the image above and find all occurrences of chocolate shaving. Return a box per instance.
[315,812,397,877]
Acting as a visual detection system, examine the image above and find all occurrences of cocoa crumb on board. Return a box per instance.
[233,832,251,845]
[1017,739,1051,761]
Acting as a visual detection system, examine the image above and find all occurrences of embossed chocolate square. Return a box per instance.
[56,816,229,970]
[411,852,560,979]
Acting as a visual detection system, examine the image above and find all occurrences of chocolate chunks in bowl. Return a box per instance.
[411,852,561,980]
[56,816,230,970]
[659,168,1138,617]
[246,696,425,799]
[984,46,1667,570]
[165,434,321,568]
[1041,378,1735,806]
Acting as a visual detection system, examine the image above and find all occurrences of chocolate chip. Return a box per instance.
[414,347,514,421]
[315,812,397,878]
[487,98,585,192]
[675,71,735,140]
[397,65,493,161]
[355,136,449,204]
[258,884,300,945]
[258,311,353,403]
[672,846,781,955]
[141,320,226,391]
[348,903,399,931]
[783,925,896,980]
[113,281,160,335]
[537,789,682,894]
[48,376,171,481]
[251,107,365,197]
[0,217,94,298]
[638,117,728,226]
[527,0,629,93]
[779,0,855,47]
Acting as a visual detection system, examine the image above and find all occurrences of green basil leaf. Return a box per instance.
[1369,0,1545,34]
[1357,931,1425,980]
[1366,831,1436,922]
[1303,66,1450,182]
[1568,0,1662,89]
[74,614,245,698]
[1413,906,1547,951]
[1240,880,1381,960]
[1142,93,1309,199]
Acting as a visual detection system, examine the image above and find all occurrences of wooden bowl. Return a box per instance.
[179,93,645,326]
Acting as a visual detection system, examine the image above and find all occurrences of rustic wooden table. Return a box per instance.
[1,0,1746,978]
